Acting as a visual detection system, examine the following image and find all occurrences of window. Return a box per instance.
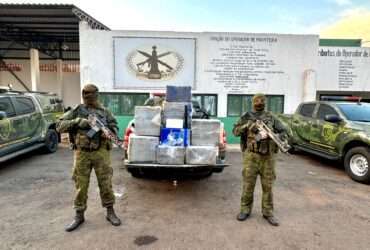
[36,95,64,113]
[14,97,35,115]
[338,103,370,122]
[317,104,338,120]
[192,94,217,117]
[299,104,316,117]
[0,97,16,117]
[99,93,149,116]
[227,95,284,117]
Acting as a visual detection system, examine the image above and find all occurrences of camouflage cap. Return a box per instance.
[82,84,99,93]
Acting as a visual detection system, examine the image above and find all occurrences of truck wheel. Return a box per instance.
[212,167,224,173]
[344,147,370,183]
[288,145,299,154]
[43,129,58,153]
[192,170,213,179]
[128,168,144,178]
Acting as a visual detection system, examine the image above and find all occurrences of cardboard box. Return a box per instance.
[163,102,188,121]
[160,128,190,146]
[166,85,192,102]
[191,119,221,146]
[128,135,159,163]
[156,146,185,165]
[134,106,161,136]
[185,146,218,165]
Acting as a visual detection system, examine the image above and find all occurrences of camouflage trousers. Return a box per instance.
[72,147,115,211]
[240,151,276,216]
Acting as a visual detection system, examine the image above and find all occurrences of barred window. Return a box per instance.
[227,95,284,117]
[192,94,218,117]
[99,93,149,116]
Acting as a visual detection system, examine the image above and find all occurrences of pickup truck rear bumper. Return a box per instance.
[124,161,229,169]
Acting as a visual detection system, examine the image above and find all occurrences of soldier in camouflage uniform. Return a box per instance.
[57,84,121,232]
[233,93,287,226]
[144,94,165,107]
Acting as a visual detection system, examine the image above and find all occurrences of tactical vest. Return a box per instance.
[73,105,109,151]
[244,112,278,155]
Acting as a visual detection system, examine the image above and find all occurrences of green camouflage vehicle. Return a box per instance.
[0,88,63,163]
[278,97,370,183]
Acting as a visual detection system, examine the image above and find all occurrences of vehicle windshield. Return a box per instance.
[337,103,370,122]
[36,95,64,113]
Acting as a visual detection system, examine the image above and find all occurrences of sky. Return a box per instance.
[2,0,370,44]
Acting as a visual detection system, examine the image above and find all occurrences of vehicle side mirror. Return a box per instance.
[0,111,7,120]
[324,114,342,123]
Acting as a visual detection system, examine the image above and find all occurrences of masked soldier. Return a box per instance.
[233,93,287,226]
[57,84,121,232]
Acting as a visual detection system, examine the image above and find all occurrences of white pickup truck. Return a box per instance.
[123,99,228,179]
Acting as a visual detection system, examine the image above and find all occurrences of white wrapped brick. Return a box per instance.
[186,146,218,165]
[163,102,189,121]
[191,119,221,146]
[128,135,158,163]
[134,106,161,136]
[156,146,185,165]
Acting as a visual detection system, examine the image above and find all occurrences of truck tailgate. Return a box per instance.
[124,161,229,168]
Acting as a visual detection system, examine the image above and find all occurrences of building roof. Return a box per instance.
[0,4,110,60]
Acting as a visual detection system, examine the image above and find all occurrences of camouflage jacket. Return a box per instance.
[233,111,287,154]
[56,103,118,150]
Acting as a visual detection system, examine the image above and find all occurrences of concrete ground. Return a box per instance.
[1,144,370,250]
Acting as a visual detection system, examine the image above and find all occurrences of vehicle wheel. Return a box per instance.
[212,167,224,173]
[344,147,370,183]
[197,170,213,178]
[189,169,213,179]
[288,145,300,154]
[128,168,144,178]
[43,129,58,153]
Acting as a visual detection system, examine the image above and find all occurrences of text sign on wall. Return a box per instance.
[113,37,196,89]
[203,35,285,92]
[317,47,370,91]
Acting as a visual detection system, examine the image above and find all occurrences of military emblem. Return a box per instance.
[322,124,334,142]
[127,45,184,81]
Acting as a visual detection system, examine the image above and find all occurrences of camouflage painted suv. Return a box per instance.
[0,89,63,163]
[279,98,370,183]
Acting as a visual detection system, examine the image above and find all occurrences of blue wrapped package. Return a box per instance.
[166,85,192,103]
[160,128,190,146]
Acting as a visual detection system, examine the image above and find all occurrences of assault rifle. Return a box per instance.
[86,113,123,148]
[254,120,291,153]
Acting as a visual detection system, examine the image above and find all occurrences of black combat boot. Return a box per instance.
[263,215,279,226]
[236,212,250,221]
[106,206,121,226]
[65,210,85,232]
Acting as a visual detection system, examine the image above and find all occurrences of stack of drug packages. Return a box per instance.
[128,85,221,165]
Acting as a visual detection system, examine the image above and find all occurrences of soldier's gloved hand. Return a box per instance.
[74,118,90,129]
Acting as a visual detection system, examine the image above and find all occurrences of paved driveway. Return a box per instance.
[1,145,369,249]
